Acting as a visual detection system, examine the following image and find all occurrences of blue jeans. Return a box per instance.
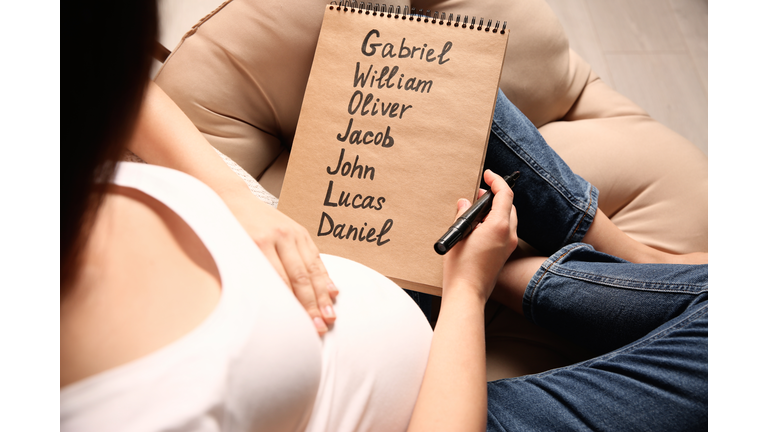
[405,87,600,318]
[484,90,708,431]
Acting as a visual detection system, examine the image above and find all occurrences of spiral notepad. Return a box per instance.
[278,2,509,295]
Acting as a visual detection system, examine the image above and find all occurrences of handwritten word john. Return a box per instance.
[327,148,375,179]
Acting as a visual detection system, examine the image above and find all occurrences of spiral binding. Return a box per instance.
[328,2,507,34]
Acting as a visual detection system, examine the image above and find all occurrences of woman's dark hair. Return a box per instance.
[62,1,158,291]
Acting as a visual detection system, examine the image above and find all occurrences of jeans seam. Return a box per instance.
[491,123,591,216]
[564,184,595,246]
[545,266,708,295]
[525,244,584,325]
[485,407,505,432]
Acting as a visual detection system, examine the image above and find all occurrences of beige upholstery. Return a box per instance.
[155,0,707,380]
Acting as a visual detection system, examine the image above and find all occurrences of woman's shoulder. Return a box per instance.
[60,181,222,388]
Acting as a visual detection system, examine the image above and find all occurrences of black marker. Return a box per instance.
[434,171,521,255]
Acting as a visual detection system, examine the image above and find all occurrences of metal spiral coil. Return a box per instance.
[328,2,507,34]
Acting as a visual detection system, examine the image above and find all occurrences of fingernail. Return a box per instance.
[313,317,327,333]
[328,282,338,294]
[323,305,336,319]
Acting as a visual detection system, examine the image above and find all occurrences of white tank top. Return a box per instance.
[60,162,433,432]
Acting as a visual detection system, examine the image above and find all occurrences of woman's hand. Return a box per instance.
[441,169,518,302]
[227,196,338,335]
[409,170,517,432]
[128,82,338,336]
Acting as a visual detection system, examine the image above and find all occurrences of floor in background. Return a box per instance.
[153,0,708,156]
[544,0,708,155]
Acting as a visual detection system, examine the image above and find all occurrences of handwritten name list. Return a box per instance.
[278,7,508,293]
[317,29,453,246]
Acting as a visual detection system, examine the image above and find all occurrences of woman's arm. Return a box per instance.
[126,81,338,334]
[408,170,519,432]
[408,285,488,432]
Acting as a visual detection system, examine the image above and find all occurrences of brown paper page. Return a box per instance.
[279,5,509,295]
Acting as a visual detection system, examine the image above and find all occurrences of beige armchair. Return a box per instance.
[153,0,707,380]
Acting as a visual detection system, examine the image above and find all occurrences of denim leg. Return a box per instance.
[523,243,708,353]
[483,90,599,256]
[486,244,708,431]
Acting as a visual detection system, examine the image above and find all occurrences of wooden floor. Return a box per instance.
[544,0,708,155]
[155,0,709,155]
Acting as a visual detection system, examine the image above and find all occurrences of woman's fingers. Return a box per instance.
[259,246,291,288]
[485,171,517,232]
[274,232,330,335]
[454,198,472,221]
[484,170,514,220]
[468,170,518,264]
[297,234,337,320]
[232,199,338,336]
